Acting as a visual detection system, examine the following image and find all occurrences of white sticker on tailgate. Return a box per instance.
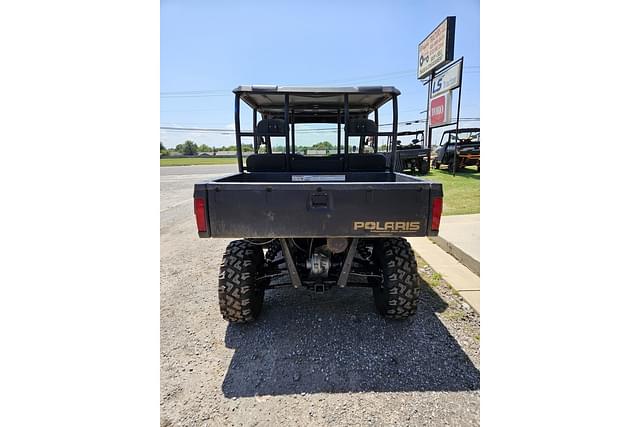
[291,175,346,182]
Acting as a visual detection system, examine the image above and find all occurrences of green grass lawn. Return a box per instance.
[160,157,239,166]
[416,166,479,216]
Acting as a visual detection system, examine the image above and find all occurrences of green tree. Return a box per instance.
[198,143,211,152]
[160,142,169,157]
[181,140,198,155]
[311,141,334,150]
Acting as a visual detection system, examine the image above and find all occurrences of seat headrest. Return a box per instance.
[345,119,377,136]
[256,119,289,136]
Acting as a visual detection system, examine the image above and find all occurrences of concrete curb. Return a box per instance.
[408,237,480,314]
[430,236,480,276]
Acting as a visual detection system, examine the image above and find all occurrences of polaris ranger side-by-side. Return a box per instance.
[433,128,480,172]
[193,86,444,323]
[382,130,430,174]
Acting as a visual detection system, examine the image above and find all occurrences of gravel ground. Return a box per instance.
[160,167,480,426]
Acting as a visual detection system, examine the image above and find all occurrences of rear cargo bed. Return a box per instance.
[194,171,442,238]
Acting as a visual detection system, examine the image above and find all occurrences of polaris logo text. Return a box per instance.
[353,221,421,232]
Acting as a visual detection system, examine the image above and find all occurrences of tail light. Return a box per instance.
[431,197,443,231]
[194,198,207,232]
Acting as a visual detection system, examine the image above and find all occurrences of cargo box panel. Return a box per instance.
[195,171,442,238]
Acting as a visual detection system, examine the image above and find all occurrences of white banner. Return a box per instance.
[431,61,462,97]
[417,17,455,79]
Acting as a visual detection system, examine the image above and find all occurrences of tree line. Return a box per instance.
[160,140,255,157]
[161,140,344,156]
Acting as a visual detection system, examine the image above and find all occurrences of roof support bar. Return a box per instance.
[234,94,244,173]
[336,109,341,154]
[390,95,398,173]
[374,109,379,153]
[291,110,295,155]
[252,109,258,153]
[284,94,290,171]
[343,94,349,171]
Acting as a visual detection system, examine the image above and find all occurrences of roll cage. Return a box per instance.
[383,130,425,151]
[232,85,401,173]
[439,127,480,146]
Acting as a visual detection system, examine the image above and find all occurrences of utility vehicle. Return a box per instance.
[193,86,443,323]
[382,130,429,174]
[432,127,480,172]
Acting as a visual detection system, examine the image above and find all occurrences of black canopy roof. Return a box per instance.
[233,85,400,123]
[397,130,424,136]
[442,127,480,134]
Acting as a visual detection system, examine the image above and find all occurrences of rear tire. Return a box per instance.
[372,238,419,319]
[218,240,265,323]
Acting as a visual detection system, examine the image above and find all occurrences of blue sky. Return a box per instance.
[161,0,479,149]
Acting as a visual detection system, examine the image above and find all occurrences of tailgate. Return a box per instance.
[195,177,443,238]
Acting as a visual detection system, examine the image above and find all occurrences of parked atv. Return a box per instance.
[432,128,480,172]
[381,130,429,174]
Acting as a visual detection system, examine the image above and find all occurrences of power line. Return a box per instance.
[160,108,229,113]
[161,93,232,99]
[160,89,228,95]
[161,66,480,98]
[161,126,234,133]
[160,118,480,134]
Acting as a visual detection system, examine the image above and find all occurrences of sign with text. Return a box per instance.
[417,16,456,79]
[429,92,451,127]
[431,61,462,97]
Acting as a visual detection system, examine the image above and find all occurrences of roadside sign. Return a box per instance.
[431,60,462,97]
[429,92,451,127]
[417,16,456,79]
